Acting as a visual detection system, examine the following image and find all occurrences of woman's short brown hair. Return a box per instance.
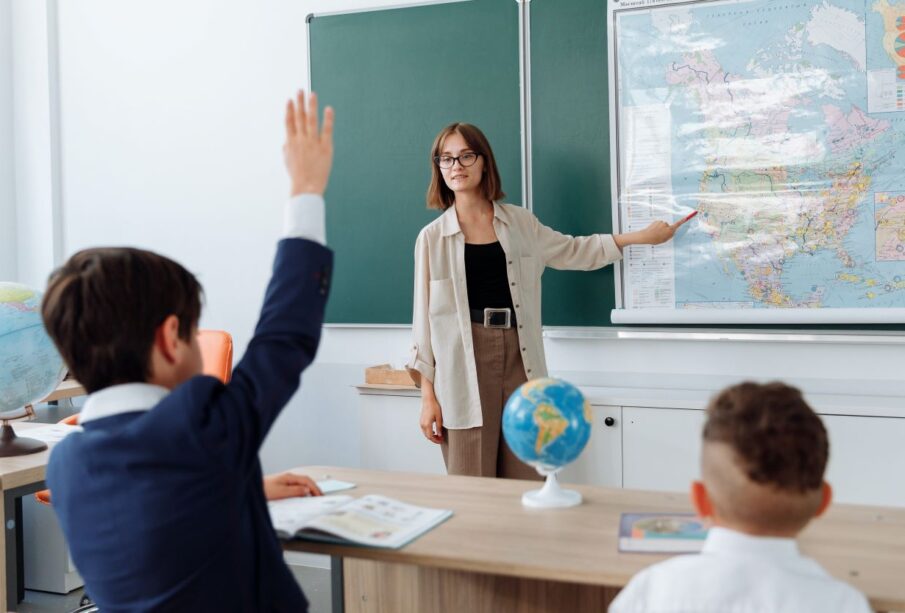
[41,247,203,393]
[426,123,505,210]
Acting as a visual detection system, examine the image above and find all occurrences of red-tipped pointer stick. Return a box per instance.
[681,210,699,223]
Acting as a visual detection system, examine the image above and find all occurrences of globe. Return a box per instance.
[0,283,66,413]
[503,377,592,473]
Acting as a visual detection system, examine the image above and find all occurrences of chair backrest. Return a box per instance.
[198,329,233,383]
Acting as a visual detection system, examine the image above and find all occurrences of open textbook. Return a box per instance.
[268,494,452,549]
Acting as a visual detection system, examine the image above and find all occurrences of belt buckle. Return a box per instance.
[483,308,511,329]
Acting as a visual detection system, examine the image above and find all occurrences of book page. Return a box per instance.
[268,495,353,539]
[301,494,452,549]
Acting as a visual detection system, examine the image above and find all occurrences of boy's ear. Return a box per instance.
[153,315,181,365]
[814,482,833,518]
[691,480,714,518]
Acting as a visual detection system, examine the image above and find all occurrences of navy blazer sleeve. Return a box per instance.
[185,237,332,472]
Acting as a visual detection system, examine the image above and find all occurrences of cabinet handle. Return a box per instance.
[604,417,616,427]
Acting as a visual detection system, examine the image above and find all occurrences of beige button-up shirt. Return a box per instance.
[406,202,623,429]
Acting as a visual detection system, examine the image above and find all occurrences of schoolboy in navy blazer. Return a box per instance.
[42,92,335,612]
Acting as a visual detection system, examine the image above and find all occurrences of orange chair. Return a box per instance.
[198,329,233,384]
[35,330,234,505]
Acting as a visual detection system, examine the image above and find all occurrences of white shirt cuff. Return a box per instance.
[283,194,326,245]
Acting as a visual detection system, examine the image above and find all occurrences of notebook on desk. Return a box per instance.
[618,513,708,553]
[269,494,452,549]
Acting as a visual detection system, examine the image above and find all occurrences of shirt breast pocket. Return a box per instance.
[429,278,457,316]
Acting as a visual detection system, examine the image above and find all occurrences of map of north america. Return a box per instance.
[617,0,905,310]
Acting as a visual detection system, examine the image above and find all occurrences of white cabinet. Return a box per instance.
[622,407,705,493]
[618,406,905,507]
[23,496,82,593]
[559,405,622,488]
[358,392,905,509]
[822,414,905,507]
[359,392,446,475]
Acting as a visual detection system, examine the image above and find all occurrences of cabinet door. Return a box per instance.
[559,405,622,488]
[359,393,447,475]
[622,407,705,493]
[822,414,905,507]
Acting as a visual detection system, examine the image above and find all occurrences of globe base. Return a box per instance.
[0,424,48,457]
[521,471,582,508]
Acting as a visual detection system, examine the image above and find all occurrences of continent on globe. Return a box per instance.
[0,286,36,312]
[876,192,905,261]
[533,404,569,455]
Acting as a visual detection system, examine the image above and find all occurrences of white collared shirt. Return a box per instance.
[79,383,169,423]
[78,194,326,423]
[609,527,872,613]
[406,202,623,429]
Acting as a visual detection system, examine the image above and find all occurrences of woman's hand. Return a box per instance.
[419,380,444,444]
[263,472,323,501]
[614,215,692,249]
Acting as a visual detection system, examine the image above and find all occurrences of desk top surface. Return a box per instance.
[284,466,905,611]
[0,422,56,490]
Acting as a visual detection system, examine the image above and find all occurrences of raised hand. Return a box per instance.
[283,90,334,197]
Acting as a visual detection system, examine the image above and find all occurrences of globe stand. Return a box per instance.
[0,405,48,457]
[521,468,582,509]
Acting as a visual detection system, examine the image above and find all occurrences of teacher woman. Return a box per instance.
[406,123,688,479]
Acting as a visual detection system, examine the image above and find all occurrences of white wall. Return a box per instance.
[57,0,408,356]
[11,0,58,288]
[0,0,16,280]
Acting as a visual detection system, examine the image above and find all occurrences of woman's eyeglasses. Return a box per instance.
[434,152,480,169]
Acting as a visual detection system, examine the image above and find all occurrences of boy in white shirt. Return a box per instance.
[609,382,872,613]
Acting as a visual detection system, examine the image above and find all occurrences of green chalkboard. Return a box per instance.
[309,0,521,324]
[530,0,612,327]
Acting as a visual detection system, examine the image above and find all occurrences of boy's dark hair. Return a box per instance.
[704,381,828,493]
[42,247,203,393]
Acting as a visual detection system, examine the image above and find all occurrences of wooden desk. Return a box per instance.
[284,466,905,613]
[0,422,58,612]
[40,380,86,404]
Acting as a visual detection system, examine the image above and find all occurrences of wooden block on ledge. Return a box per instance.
[365,364,416,387]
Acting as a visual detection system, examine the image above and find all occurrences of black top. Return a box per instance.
[465,241,514,311]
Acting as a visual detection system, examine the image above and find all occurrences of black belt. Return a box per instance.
[470,308,516,328]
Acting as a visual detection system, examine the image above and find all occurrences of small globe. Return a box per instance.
[502,377,592,473]
[0,283,66,413]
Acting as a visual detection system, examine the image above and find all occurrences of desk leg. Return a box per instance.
[4,481,46,612]
[14,498,23,603]
[330,556,345,613]
[4,488,17,612]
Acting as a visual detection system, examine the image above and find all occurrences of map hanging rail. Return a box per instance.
[611,308,905,325]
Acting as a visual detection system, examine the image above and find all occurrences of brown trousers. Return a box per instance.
[441,323,542,480]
